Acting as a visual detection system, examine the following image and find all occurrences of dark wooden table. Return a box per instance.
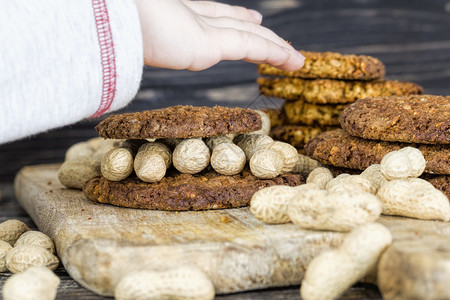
[1,0,449,298]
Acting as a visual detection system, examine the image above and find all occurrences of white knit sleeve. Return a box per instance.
[0,0,143,144]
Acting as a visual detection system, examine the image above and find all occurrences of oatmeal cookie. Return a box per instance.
[305,129,450,175]
[270,125,338,149]
[83,169,304,211]
[258,51,385,80]
[284,100,349,126]
[261,108,287,128]
[258,77,423,104]
[96,105,262,139]
[340,95,450,144]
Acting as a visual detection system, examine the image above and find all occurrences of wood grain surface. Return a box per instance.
[1,0,450,298]
[15,164,343,296]
[13,164,450,299]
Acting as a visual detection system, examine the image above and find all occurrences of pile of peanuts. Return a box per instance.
[250,146,450,300]
[58,137,119,189]
[58,110,302,189]
[0,220,60,300]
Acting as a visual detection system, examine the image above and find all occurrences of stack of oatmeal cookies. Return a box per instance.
[257,51,423,152]
[305,95,450,199]
[76,105,305,211]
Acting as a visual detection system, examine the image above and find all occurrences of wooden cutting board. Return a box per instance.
[14,164,450,298]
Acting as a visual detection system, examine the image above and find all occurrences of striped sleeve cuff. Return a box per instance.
[90,0,143,118]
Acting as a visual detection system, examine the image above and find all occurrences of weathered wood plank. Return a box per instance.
[13,164,450,299]
[14,164,344,296]
[1,0,450,298]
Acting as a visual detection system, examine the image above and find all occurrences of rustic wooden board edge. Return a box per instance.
[14,164,450,298]
[13,164,345,296]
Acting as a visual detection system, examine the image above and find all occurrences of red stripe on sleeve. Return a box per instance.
[90,0,116,118]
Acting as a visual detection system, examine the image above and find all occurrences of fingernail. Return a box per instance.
[249,9,263,22]
[296,50,305,61]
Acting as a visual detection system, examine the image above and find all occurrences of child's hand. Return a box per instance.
[135,0,304,71]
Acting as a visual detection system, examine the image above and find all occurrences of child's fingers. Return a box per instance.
[202,16,295,53]
[214,27,304,71]
[181,0,262,24]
